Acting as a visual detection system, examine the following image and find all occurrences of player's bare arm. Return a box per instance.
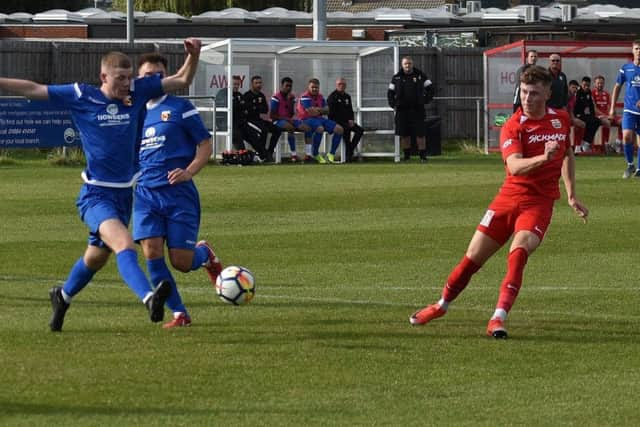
[167,137,212,185]
[609,83,621,118]
[161,38,202,93]
[561,150,589,223]
[0,77,49,100]
[505,140,559,176]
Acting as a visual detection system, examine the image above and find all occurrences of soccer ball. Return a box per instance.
[215,266,256,305]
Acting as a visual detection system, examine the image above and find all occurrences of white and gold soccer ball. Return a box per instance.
[215,266,256,305]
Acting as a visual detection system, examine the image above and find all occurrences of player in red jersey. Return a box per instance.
[409,66,589,338]
[592,75,622,153]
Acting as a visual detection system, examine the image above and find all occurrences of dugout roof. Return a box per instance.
[483,40,633,152]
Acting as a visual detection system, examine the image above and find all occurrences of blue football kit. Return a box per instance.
[132,94,212,317]
[133,94,211,250]
[48,75,164,302]
[615,62,640,166]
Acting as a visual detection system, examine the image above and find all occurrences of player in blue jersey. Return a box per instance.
[609,40,640,179]
[0,38,202,331]
[134,53,223,328]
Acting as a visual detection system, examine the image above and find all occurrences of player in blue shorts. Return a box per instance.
[0,38,202,331]
[609,39,640,179]
[269,77,310,162]
[135,53,223,328]
[296,78,344,164]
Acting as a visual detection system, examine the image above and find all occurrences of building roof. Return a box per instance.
[326,0,446,13]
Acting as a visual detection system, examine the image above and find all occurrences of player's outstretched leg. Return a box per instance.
[49,286,70,332]
[145,280,172,322]
[196,240,223,285]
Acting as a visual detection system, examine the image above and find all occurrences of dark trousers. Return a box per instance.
[242,120,271,159]
[576,115,601,144]
[339,122,364,162]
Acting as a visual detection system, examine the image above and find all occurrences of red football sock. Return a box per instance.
[496,247,529,312]
[441,255,481,302]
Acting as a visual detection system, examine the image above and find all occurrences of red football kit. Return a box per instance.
[477,107,571,245]
[592,88,622,143]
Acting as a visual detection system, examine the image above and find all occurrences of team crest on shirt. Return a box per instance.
[106,104,119,115]
[123,96,133,107]
[550,119,562,129]
[161,110,171,121]
[502,139,513,149]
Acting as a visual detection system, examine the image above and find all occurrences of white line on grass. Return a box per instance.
[3,275,639,321]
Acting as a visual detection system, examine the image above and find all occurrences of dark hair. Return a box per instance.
[520,65,552,87]
[581,76,591,84]
[251,75,262,83]
[232,75,241,81]
[137,52,167,69]
[526,49,538,55]
[308,78,320,85]
[281,76,292,85]
[569,80,579,86]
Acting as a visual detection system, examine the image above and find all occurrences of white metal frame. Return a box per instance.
[197,38,400,162]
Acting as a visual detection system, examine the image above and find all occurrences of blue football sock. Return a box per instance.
[312,133,323,155]
[287,133,296,152]
[191,245,209,271]
[115,249,152,301]
[62,257,97,299]
[330,133,342,155]
[624,142,634,164]
[147,258,186,315]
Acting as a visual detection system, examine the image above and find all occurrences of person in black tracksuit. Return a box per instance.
[573,76,603,152]
[215,76,247,151]
[243,75,279,161]
[387,56,434,161]
[327,78,364,163]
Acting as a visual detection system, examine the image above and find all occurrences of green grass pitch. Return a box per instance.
[1,152,639,426]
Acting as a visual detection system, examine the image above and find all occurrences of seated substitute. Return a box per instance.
[243,75,276,162]
[573,76,608,153]
[296,78,344,164]
[327,78,364,163]
[269,76,309,162]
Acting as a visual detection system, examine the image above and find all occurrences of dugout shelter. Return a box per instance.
[484,40,633,153]
[191,38,400,162]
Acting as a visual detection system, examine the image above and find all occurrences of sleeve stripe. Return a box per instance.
[182,109,200,119]
[73,82,82,98]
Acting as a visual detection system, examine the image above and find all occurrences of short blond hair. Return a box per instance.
[101,51,132,70]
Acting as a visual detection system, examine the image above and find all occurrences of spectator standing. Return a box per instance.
[610,40,640,178]
[409,66,588,338]
[513,49,538,112]
[327,78,364,163]
[387,56,434,162]
[573,76,606,153]
[592,75,622,153]
[547,54,568,110]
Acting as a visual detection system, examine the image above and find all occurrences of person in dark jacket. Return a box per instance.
[327,78,364,163]
[387,56,434,161]
[242,75,274,161]
[513,49,538,112]
[573,76,606,153]
[547,53,568,109]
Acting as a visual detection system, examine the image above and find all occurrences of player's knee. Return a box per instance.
[169,253,192,273]
[335,125,344,135]
[316,126,325,134]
